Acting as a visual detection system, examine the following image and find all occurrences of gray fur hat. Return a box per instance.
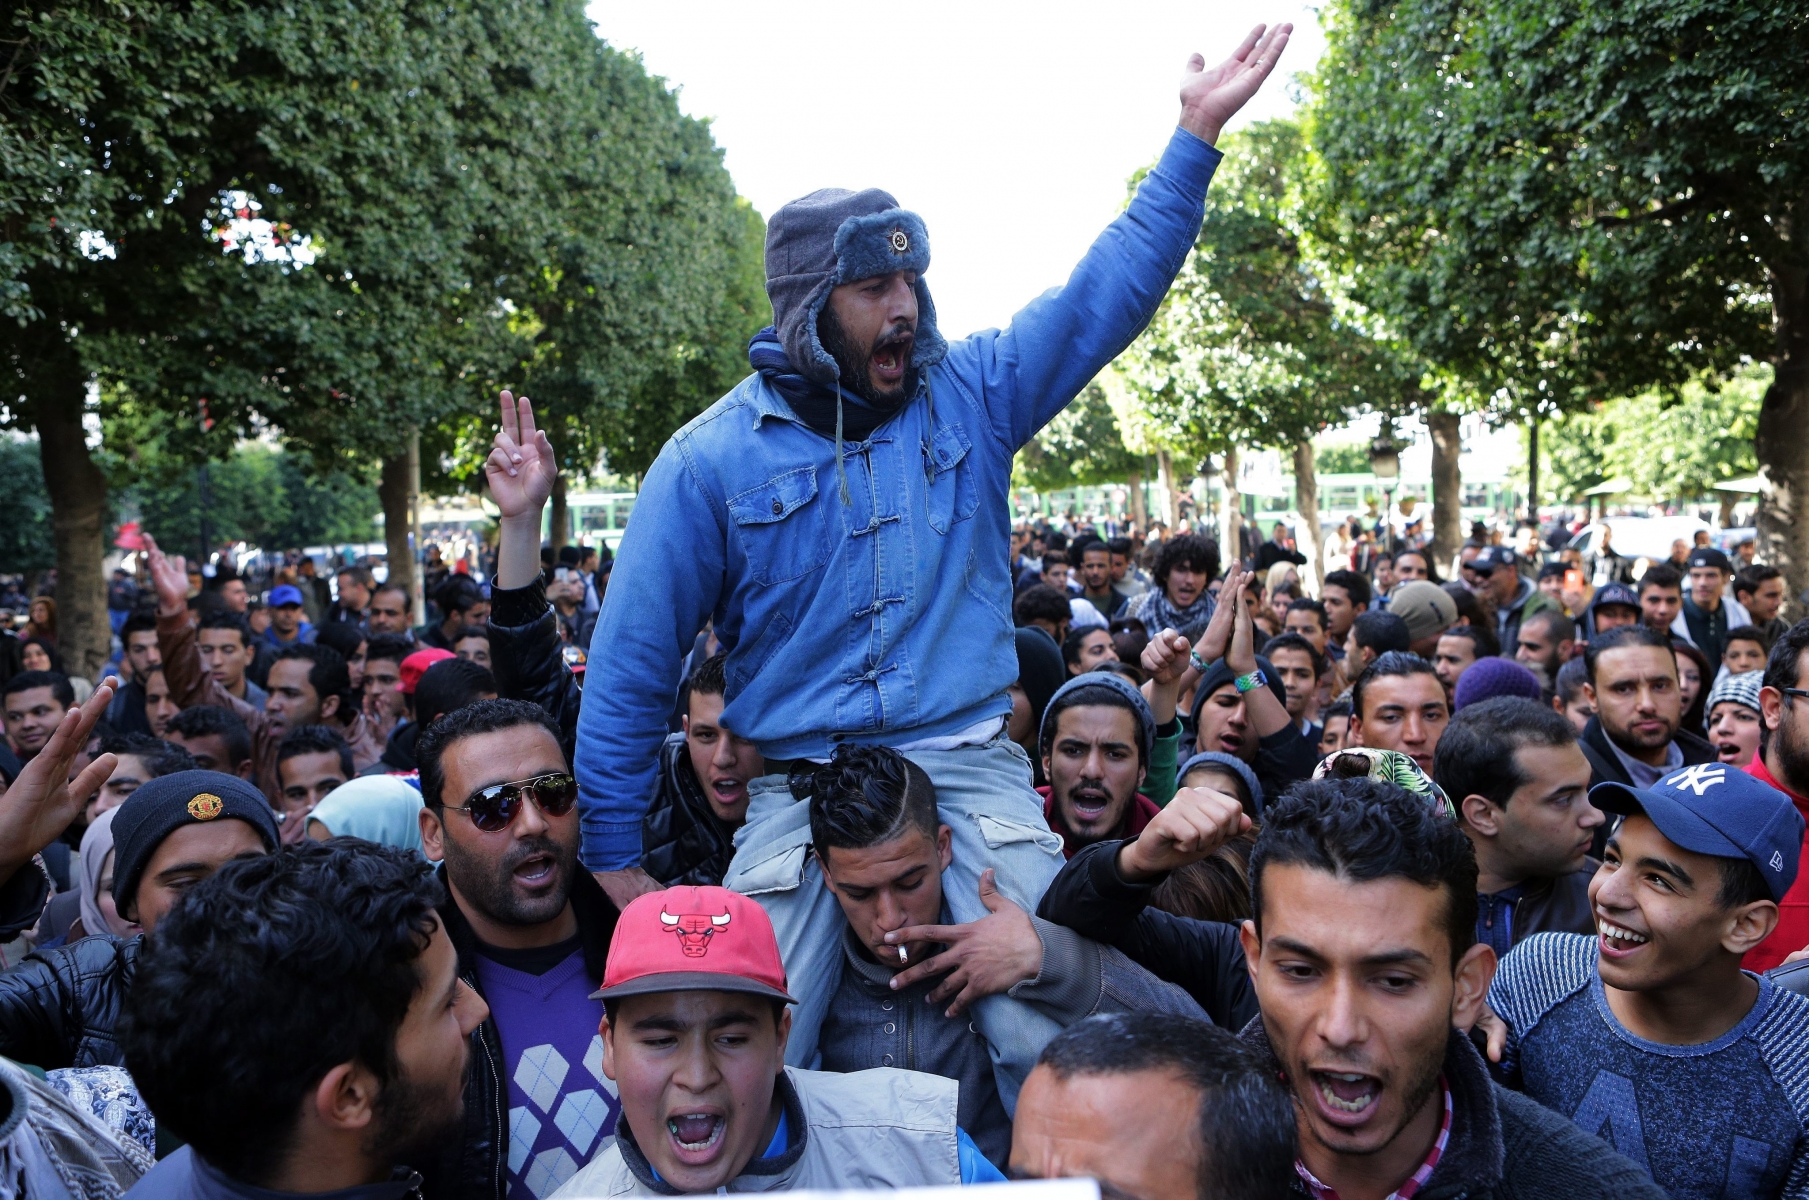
[764,188,948,389]
[1038,671,1156,766]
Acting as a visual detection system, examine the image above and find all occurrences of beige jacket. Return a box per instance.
[553,1066,961,1197]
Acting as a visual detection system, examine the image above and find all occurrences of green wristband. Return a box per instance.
[1233,669,1267,694]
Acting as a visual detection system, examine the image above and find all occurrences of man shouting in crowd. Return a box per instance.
[541,22,1292,1085]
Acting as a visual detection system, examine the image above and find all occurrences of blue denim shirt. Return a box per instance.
[576,128,1223,868]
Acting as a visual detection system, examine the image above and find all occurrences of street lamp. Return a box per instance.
[1370,431,1401,558]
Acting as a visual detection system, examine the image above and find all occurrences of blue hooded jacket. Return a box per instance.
[575,128,1222,868]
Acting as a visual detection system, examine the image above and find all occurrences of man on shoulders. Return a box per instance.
[1575,625,1716,789]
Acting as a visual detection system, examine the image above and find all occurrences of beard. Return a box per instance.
[1774,706,1809,794]
[439,830,577,928]
[364,1052,469,1169]
[819,302,915,407]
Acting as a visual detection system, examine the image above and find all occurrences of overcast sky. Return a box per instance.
[586,1,1326,341]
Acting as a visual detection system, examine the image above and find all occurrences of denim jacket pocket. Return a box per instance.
[924,423,978,535]
[728,611,795,693]
[727,467,830,585]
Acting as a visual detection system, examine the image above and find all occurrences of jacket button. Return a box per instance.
[881,1001,894,1011]
[882,1054,893,1066]
[884,1022,897,1035]
[771,498,783,514]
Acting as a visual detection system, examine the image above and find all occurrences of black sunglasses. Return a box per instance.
[442,772,577,833]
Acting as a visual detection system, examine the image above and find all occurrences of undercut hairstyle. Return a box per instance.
[1261,632,1326,679]
[1035,1013,1297,1200]
[277,724,354,779]
[414,658,496,727]
[97,732,197,778]
[1285,597,1328,634]
[1639,562,1684,595]
[435,574,485,617]
[1252,777,1479,967]
[1014,584,1073,628]
[1583,623,1673,684]
[1725,625,1766,652]
[311,620,365,664]
[798,744,939,858]
[121,612,159,642]
[1153,534,1221,591]
[122,840,444,1187]
[164,705,253,769]
[273,644,356,717]
[1350,610,1412,657]
[416,698,562,808]
[2,670,74,708]
[1522,609,1577,645]
[1352,651,1441,720]
[1322,569,1372,608]
[1434,697,1577,811]
[686,651,728,701]
[197,609,252,648]
[365,633,416,670]
[1554,656,1590,706]
[1439,622,1501,660]
[1734,564,1783,601]
[1040,681,1148,766]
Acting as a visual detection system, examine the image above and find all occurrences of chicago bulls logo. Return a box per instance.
[660,909,732,957]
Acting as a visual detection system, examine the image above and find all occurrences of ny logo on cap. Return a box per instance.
[1666,763,1727,796]
[661,909,731,958]
[889,230,910,254]
[1773,851,1786,872]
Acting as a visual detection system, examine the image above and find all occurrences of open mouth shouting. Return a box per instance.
[1307,1069,1382,1125]
[1067,787,1114,828]
[510,850,559,894]
[666,1109,727,1163]
[868,331,913,390]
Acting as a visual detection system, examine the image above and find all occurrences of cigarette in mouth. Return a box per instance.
[897,945,909,964]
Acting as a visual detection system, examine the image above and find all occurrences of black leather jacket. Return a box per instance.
[640,734,736,887]
[486,579,583,765]
[416,865,618,1200]
[0,933,138,1071]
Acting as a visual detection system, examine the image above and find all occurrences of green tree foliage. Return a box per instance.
[1014,381,1144,492]
[0,439,57,574]
[1313,0,1809,589]
[1314,439,1374,476]
[124,444,379,555]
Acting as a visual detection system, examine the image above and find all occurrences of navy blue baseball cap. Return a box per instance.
[1469,546,1518,573]
[1589,582,1641,615]
[1591,764,1805,902]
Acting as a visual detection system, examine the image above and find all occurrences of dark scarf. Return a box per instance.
[747,326,910,443]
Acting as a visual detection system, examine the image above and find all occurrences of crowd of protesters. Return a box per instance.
[0,22,1806,1200]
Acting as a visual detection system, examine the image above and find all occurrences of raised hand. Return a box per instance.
[0,681,120,884]
[1226,571,1259,674]
[141,535,190,618]
[882,869,1044,1017]
[1178,23,1293,146]
[1116,784,1249,882]
[486,390,558,522]
[1142,629,1192,686]
[1193,569,1243,665]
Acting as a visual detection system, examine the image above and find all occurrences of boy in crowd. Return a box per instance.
[1553,656,1597,734]
[261,583,315,650]
[1320,569,1372,662]
[1039,674,1163,855]
[1434,624,1497,699]
[163,704,254,778]
[1348,651,1450,775]
[1584,581,1643,641]
[93,733,196,816]
[360,632,415,744]
[197,610,266,710]
[1284,596,1331,657]
[1263,631,1326,741]
[1735,564,1790,648]
[1074,540,1126,622]
[1576,625,1716,788]
[1437,697,1602,958]
[1705,671,1764,768]
[1345,609,1411,678]
[1389,580,1457,659]
[122,840,488,1198]
[1014,584,1072,649]
[804,744,1203,1166]
[4,669,73,764]
[105,613,164,735]
[642,652,766,887]
[554,886,1005,1195]
[1010,1013,1297,1199]
[1723,625,1769,677]
[276,725,353,838]
[1638,564,1686,634]
[1675,546,1751,667]
[1318,699,1352,758]
[1488,765,1809,1198]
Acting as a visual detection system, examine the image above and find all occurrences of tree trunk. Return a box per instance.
[550,473,570,551]
[1220,446,1242,568]
[1157,450,1181,529]
[1526,417,1540,527]
[1428,409,1464,575]
[31,379,110,681]
[379,449,415,607]
[1293,441,1322,596]
[1758,252,1809,612]
[1128,468,1147,530]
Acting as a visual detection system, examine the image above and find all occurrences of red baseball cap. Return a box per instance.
[591,885,795,1004]
[399,648,455,695]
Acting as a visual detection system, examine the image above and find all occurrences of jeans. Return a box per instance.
[721,731,1066,1112]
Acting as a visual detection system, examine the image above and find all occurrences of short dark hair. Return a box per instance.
[197,609,251,648]
[1061,626,1110,671]
[1252,777,1478,967]
[335,564,376,589]
[1035,1012,1296,1200]
[1351,610,1411,656]
[1285,597,1328,633]
[372,582,410,606]
[1441,582,1490,634]
[416,698,562,808]
[451,625,489,647]
[1105,537,1133,557]
[1261,632,1326,679]
[1078,541,1110,562]
[122,840,444,1186]
[311,620,366,664]
[1153,534,1220,591]
[1352,651,1441,720]
[1583,623,1673,684]
[1434,697,1577,811]
[1521,608,1576,644]
[1014,584,1072,627]
[1438,623,1500,659]
[1392,548,1442,583]
[686,651,728,701]
[1724,625,1766,652]
[435,575,485,617]
[1554,656,1590,705]
[798,744,938,859]
[1041,551,1069,573]
[1040,681,1147,766]
[414,658,495,727]
[273,644,355,716]
[97,732,197,777]
[1323,698,1353,720]
[164,705,253,768]
[1322,569,1372,608]
[1764,620,1809,694]
[365,633,415,669]
[1639,563,1684,595]
[1734,564,1783,601]
[2,670,74,707]
[277,725,354,778]
[121,612,159,641]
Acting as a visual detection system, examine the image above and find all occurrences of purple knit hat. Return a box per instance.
[1453,657,1543,711]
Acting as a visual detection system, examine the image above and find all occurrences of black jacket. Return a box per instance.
[640,734,737,887]
[486,580,583,766]
[1243,1022,1665,1200]
[418,865,618,1200]
[1508,861,1598,945]
[0,933,138,1071]
[1577,716,1716,789]
[1034,838,1259,1032]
